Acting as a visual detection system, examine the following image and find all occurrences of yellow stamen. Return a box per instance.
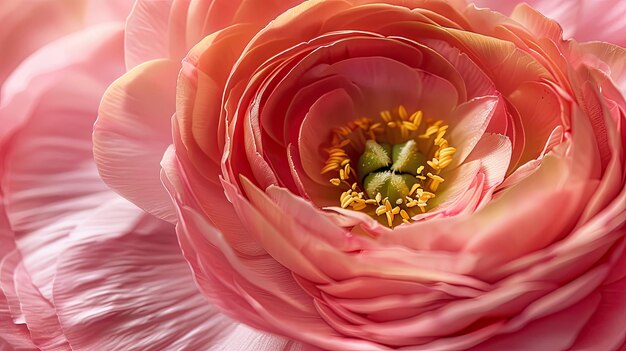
[400,209,410,220]
[341,195,355,209]
[352,202,367,211]
[321,163,340,174]
[386,211,394,227]
[375,192,382,204]
[409,183,420,196]
[398,105,408,119]
[376,205,387,215]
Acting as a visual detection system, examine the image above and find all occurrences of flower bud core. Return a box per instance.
[322,106,456,227]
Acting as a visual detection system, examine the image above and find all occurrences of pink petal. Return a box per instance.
[576,41,626,98]
[463,155,590,268]
[84,0,134,24]
[95,59,179,223]
[298,88,359,186]
[321,56,459,117]
[208,324,308,351]
[124,0,174,69]
[174,197,383,351]
[0,24,124,143]
[536,1,626,46]
[569,276,626,350]
[0,26,125,301]
[507,81,564,165]
[473,0,626,46]
[0,251,36,349]
[162,135,266,258]
[14,263,68,349]
[464,133,513,201]
[470,289,600,350]
[53,203,236,351]
[427,161,482,216]
[0,0,82,89]
[447,96,499,168]
[124,0,306,69]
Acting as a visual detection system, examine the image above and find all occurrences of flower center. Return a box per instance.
[321,106,456,227]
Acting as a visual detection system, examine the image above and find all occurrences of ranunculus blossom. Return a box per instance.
[1,0,625,350]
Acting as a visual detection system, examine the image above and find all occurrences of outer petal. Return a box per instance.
[472,0,626,46]
[0,24,125,349]
[569,275,626,350]
[83,0,134,25]
[0,0,82,90]
[0,24,125,302]
[95,59,179,223]
[209,324,310,351]
[576,42,626,98]
[124,0,305,68]
[124,0,175,69]
[0,0,132,95]
[53,201,236,351]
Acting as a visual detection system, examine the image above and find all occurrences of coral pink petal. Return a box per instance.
[299,88,359,186]
[470,289,600,350]
[569,275,626,350]
[53,202,236,351]
[463,155,589,268]
[162,136,267,257]
[322,56,459,117]
[464,132,513,199]
[507,81,564,164]
[95,59,179,223]
[179,24,259,162]
[577,42,626,97]
[428,160,482,215]
[447,96,499,168]
[176,203,384,351]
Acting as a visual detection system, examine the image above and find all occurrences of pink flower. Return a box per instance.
[1,1,625,350]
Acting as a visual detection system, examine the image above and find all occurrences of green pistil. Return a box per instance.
[357,140,392,181]
[358,140,425,205]
[391,140,425,175]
